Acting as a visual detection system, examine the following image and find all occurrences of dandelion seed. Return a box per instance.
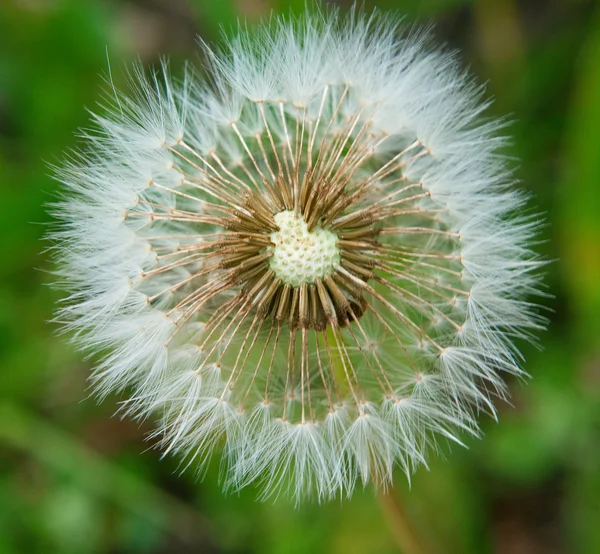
[51,7,545,501]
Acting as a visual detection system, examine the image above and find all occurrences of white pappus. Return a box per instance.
[50,6,546,502]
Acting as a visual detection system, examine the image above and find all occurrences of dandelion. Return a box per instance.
[52,7,545,501]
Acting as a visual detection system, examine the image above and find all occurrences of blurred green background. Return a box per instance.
[1,0,599,553]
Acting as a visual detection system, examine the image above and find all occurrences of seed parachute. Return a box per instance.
[51,7,545,501]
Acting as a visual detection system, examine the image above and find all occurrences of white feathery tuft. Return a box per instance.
[50,6,546,502]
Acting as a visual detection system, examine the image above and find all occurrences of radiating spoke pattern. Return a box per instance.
[53,10,545,501]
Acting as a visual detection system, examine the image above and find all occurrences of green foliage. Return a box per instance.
[0,0,598,552]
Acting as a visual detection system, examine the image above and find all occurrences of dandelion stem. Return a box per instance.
[378,487,432,554]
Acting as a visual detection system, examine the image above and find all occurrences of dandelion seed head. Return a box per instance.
[50,6,546,502]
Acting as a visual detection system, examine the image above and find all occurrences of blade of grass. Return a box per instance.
[0,401,210,545]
